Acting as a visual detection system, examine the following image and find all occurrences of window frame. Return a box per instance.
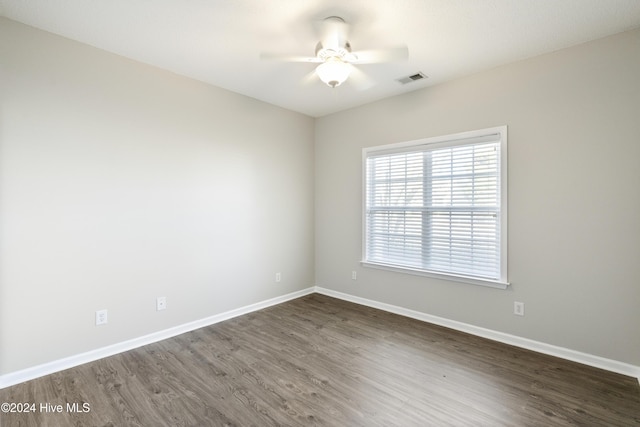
[361,126,509,289]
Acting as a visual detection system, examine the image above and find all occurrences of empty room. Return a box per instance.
[1,1,639,426]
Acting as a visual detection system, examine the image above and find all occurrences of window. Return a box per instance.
[363,127,508,288]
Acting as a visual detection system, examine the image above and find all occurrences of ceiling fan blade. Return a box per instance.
[260,52,321,63]
[348,65,376,91]
[349,46,409,64]
[301,69,319,86]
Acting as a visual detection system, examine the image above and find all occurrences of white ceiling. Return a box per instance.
[2,0,640,117]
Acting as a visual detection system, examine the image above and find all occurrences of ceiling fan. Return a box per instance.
[261,16,408,88]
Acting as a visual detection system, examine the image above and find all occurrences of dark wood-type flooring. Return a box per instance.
[1,293,638,426]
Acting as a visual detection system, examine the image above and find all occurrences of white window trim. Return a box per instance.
[361,126,509,289]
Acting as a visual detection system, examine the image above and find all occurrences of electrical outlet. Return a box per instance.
[96,309,108,325]
[157,297,167,311]
[514,301,525,316]
[352,271,357,280]
[275,272,281,283]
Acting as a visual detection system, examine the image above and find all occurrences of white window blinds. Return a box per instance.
[364,128,507,286]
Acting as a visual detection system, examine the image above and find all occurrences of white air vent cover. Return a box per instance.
[396,72,428,84]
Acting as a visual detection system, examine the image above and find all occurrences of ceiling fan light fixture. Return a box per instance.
[316,58,351,88]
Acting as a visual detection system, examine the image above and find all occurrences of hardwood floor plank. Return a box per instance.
[1,293,638,426]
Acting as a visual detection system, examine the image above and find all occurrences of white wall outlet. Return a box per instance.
[275,272,281,283]
[157,296,167,311]
[95,309,108,325]
[514,301,525,316]
[352,271,357,280]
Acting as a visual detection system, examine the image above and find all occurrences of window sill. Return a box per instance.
[361,261,510,289]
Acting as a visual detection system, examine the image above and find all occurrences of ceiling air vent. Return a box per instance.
[396,72,428,85]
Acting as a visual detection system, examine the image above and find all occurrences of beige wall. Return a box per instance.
[0,18,315,374]
[315,28,640,366]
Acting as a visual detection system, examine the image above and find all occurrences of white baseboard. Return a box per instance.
[3,285,638,389]
[314,286,640,384]
[0,287,315,390]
